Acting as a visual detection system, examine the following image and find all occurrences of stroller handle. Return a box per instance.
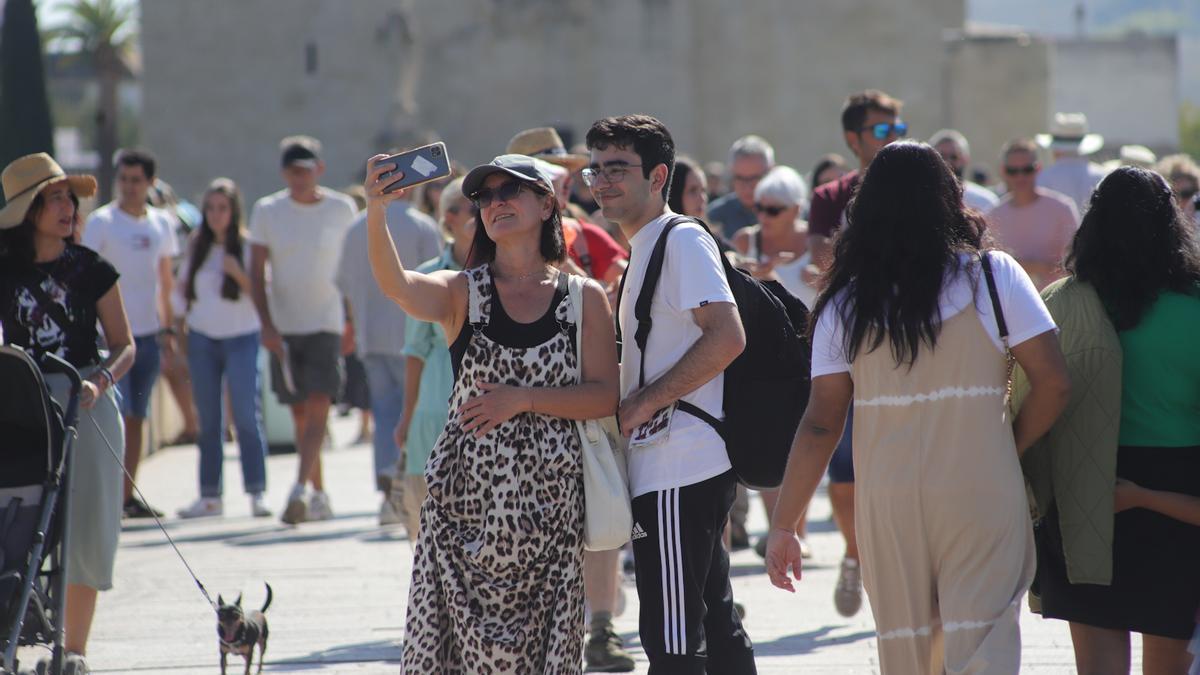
[39,352,83,429]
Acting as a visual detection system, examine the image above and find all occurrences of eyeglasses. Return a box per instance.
[1178,188,1198,200]
[754,203,789,217]
[939,153,961,163]
[861,121,908,140]
[471,180,527,209]
[1004,165,1038,176]
[581,163,643,187]
[445,204,474,216]
[733,172,767,185]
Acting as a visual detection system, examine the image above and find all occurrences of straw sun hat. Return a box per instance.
[0,153,97,229]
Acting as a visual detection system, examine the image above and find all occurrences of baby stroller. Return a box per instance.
[0,346,82,675]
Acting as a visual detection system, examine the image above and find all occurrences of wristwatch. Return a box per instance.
[159,327,177,337]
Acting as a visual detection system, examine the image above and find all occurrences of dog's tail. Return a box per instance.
[261,582,273,613]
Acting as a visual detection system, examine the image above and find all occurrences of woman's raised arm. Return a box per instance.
[365,154,465,331]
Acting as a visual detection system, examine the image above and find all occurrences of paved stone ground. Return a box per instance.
[22,414,1140,673]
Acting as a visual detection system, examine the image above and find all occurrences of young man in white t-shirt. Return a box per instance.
[82,148,180,519]
[249,136,358,524]
[585,115,757,674]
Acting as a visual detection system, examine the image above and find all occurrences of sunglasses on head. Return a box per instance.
[1004,164,1037,176]
[861,121,908,140]
[754,203,789,217]
[471,180,528,209]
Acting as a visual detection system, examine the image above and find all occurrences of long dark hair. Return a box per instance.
[811,141,989,367]
[668,156,703,215]
[468,182,566,265]
[0,190,79,263]
[1066,166,1200,330]
[184,178,245,308]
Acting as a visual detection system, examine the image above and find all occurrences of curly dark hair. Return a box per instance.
[585,114,676,202]
[811,141,990,367]
[1066,166,1200,330]
[468,182,566,265]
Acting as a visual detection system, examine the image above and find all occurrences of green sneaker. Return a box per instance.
[584,624,635,672]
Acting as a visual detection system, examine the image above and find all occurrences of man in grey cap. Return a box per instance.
[249,135,358,524]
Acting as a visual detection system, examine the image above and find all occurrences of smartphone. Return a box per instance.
[378,142,451,193]
[628,404,675,450]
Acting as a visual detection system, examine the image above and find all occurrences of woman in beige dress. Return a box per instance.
[766,142,1071,674]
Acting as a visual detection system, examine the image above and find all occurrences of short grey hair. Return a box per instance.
[929,129,970,159]
[437,177,467,233]
[753,165,808,208]
[728,135,776,168]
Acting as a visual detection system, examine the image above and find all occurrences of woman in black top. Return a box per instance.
[0,153,135,668]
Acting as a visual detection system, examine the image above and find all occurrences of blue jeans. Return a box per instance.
[117,334,161,418]
[187,330,268,497]
[363,353,405,487]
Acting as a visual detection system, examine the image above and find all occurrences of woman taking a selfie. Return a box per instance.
[364,153,619,673]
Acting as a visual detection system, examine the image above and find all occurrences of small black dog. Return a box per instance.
[217,582,272,675]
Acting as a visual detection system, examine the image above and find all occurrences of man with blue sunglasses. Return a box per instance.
[805,88,905,620]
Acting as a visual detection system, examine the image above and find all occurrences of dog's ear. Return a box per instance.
[235,593,243,607]
[217,594,225,606]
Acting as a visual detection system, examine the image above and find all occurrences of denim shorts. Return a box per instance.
[826,406,855,483]
[117,333,161,419]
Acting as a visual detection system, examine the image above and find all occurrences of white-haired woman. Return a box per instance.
[732,165,815,308]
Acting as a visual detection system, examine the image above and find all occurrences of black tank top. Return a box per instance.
[449,268,573,379]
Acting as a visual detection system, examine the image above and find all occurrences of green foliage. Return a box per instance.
[0,0,56,197]
[45,0,137,57]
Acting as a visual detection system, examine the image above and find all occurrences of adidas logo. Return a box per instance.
[631,522,648,541]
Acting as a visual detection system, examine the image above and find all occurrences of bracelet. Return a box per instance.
[99,366,115,389]
[159,327,177,337]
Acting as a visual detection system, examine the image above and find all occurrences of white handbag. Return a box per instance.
[567,274,633,551]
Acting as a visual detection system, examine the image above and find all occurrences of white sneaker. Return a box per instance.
[177,497,222,519]
[834,557,863,617]
[379,491,404,526]
[281,484,307,524]
[308,490,334,521]
[249,493,272,518]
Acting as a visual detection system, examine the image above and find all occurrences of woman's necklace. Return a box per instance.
[496,263,554,282]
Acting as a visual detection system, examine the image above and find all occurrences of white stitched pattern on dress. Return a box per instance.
[854,385,1004,408]
[877,600,1020,640]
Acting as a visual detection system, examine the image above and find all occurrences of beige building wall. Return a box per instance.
[1050,35,1179,155]
[943,29,1051,180]
[142,0,964,203]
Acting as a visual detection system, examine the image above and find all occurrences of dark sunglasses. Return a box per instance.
[1004,165,1038,176]
[754,203,788,217]
[861,121,908,140]
[1178,188,1198,200]
[471,180,527,209]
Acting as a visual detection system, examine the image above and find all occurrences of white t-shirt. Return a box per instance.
[619,213,736,497]
[82,203,180,337]
[964,181,1000,213]
[173,244,261,339]
[811,251,1055,377]
[248,188,357,335]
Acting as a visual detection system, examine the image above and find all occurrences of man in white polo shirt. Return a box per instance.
[83,148,179,519]
[586,114,757,674]
[249,136,358,525]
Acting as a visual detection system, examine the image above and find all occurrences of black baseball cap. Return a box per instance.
[461,154,555,198]
[280,135,322,169]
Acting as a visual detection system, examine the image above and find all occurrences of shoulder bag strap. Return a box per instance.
[979,251,1015,405]
[26,277,73,336]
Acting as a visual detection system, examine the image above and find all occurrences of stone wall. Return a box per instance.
[142,0,964,202]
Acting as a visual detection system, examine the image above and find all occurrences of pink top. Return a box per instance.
[985,188,1080,265]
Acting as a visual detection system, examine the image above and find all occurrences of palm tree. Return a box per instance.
[48,0,137,203]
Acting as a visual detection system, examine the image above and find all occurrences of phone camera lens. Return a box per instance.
[431,147,442,158]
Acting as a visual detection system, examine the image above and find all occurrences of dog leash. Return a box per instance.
[86,412,221,614]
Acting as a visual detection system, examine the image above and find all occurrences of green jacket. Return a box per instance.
[1014,277,1121,587]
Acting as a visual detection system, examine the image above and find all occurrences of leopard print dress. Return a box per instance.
[402,265,585,674]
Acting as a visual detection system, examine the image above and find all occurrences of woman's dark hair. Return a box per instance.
[1066,166,1200,330]
[184,178,246,308]
[468,182,566,265]
[0,188,81,263]
[585,114,676,201]
[668,155,704,215]
[810,153,847,188]
[811,141,989,367]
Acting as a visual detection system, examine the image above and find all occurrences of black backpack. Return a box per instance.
[616,215,812,489]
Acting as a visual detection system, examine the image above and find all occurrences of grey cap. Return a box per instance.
[462,154,555,199]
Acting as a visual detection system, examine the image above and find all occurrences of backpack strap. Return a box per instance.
[979,251,1009,343]
[629,216,691,387]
